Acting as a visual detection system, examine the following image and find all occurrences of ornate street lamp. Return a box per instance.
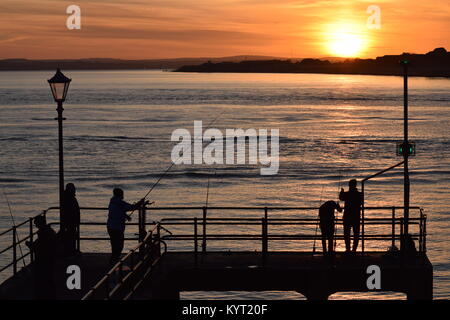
[48,69,71,224]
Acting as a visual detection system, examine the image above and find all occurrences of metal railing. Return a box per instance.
[82,223,166,300]
[82,205,426,300]
[0,216,39,275]
[0,205,427,293]
[150,206,426,254]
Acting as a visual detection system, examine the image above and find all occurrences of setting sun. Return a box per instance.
[324,22,369,58]
[328,32,364,57]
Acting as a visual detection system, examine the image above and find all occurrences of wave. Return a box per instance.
[1,88,449,107]
[0,137,29,142]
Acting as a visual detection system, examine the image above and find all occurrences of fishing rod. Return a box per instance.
[334,171,343,251]
[205,169,216,208]
[1,188,26,267]
[312,185,325,254]
[129,108,227,217]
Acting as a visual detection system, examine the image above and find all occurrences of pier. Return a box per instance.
[0,205,432,300]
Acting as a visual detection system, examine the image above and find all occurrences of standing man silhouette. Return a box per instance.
[61,183,80,256]
[339,179,363,252]
[107,188,144,266]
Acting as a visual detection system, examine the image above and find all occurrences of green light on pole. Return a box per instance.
[397,142,415,156]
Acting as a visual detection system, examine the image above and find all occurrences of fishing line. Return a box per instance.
[144,108,226,200]
[312,185,325,254]
[205,169,217,208]
[129,108,227,216]
[205,174,211,208]
[1,188,26,267]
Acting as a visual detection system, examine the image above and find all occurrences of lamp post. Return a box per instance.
[48,69,71,224]
[401,60,410,237]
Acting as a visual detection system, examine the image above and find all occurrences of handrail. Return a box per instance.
[158,214,425,252]
[83,206,426,299]
[82,223,164,300]
[0,205,426,291]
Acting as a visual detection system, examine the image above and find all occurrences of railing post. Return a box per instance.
[392,207,396,247]
[419,209,423,252]
[138,204,147,243]
[399,217,405,260]
[263,207,268,255]
[29,218,34,263]
[194,217,198,255]
[138,206,143,258]
[138,204,147,258]
[130,249,135,270]
[202,207,207,253]
[423,214,427,253]
[156,223,161,257]
[262,217,268,254]
[361,182,365,254]
[106,280,110,300]
[12,226,17,275]
[119,261,124,283]
[76,222,80,253]
[400,217,404,251]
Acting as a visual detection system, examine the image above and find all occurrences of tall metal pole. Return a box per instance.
[403,61,410,236]
[57,101,65,225]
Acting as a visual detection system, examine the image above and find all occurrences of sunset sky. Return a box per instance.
[0,0,449,60]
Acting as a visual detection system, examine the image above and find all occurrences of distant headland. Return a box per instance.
[1,49,448,77]
[0,56,281,71]
[175,48,450,78]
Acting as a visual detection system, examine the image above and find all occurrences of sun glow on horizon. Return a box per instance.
[324,22,369,58]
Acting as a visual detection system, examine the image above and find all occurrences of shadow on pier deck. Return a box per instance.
[0,205,432,300]
[134,251,432,300]
[0,253,110,300]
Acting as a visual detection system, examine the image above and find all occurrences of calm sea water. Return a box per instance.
[0,70,448,299]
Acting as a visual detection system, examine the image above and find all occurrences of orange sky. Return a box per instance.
[0,0,449,59]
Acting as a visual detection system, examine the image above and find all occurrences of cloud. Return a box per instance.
[0,0,448,59]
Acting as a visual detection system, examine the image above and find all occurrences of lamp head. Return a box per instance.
[48,69,71,102]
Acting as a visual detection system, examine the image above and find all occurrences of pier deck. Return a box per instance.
[135,251,433,300]
[0,251,432,300]
[0,253,111,300]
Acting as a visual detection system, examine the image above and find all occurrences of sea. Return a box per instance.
[0,70,448,299]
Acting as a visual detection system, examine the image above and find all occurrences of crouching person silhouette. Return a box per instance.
[26,215,57,299]
[319,200,342,254]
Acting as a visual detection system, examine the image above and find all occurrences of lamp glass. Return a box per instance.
[50,82,67,101]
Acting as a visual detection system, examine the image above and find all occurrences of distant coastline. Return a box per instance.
[1,48,449,78]
[0,55,283,72]
[175,48,450,78]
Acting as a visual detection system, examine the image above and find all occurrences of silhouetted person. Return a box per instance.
[339,179,363,252]
[400,234,417,257]
[26,215,57,299]
[107,188,144,266]
[61,183,80,256]
[319,200,342,253]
